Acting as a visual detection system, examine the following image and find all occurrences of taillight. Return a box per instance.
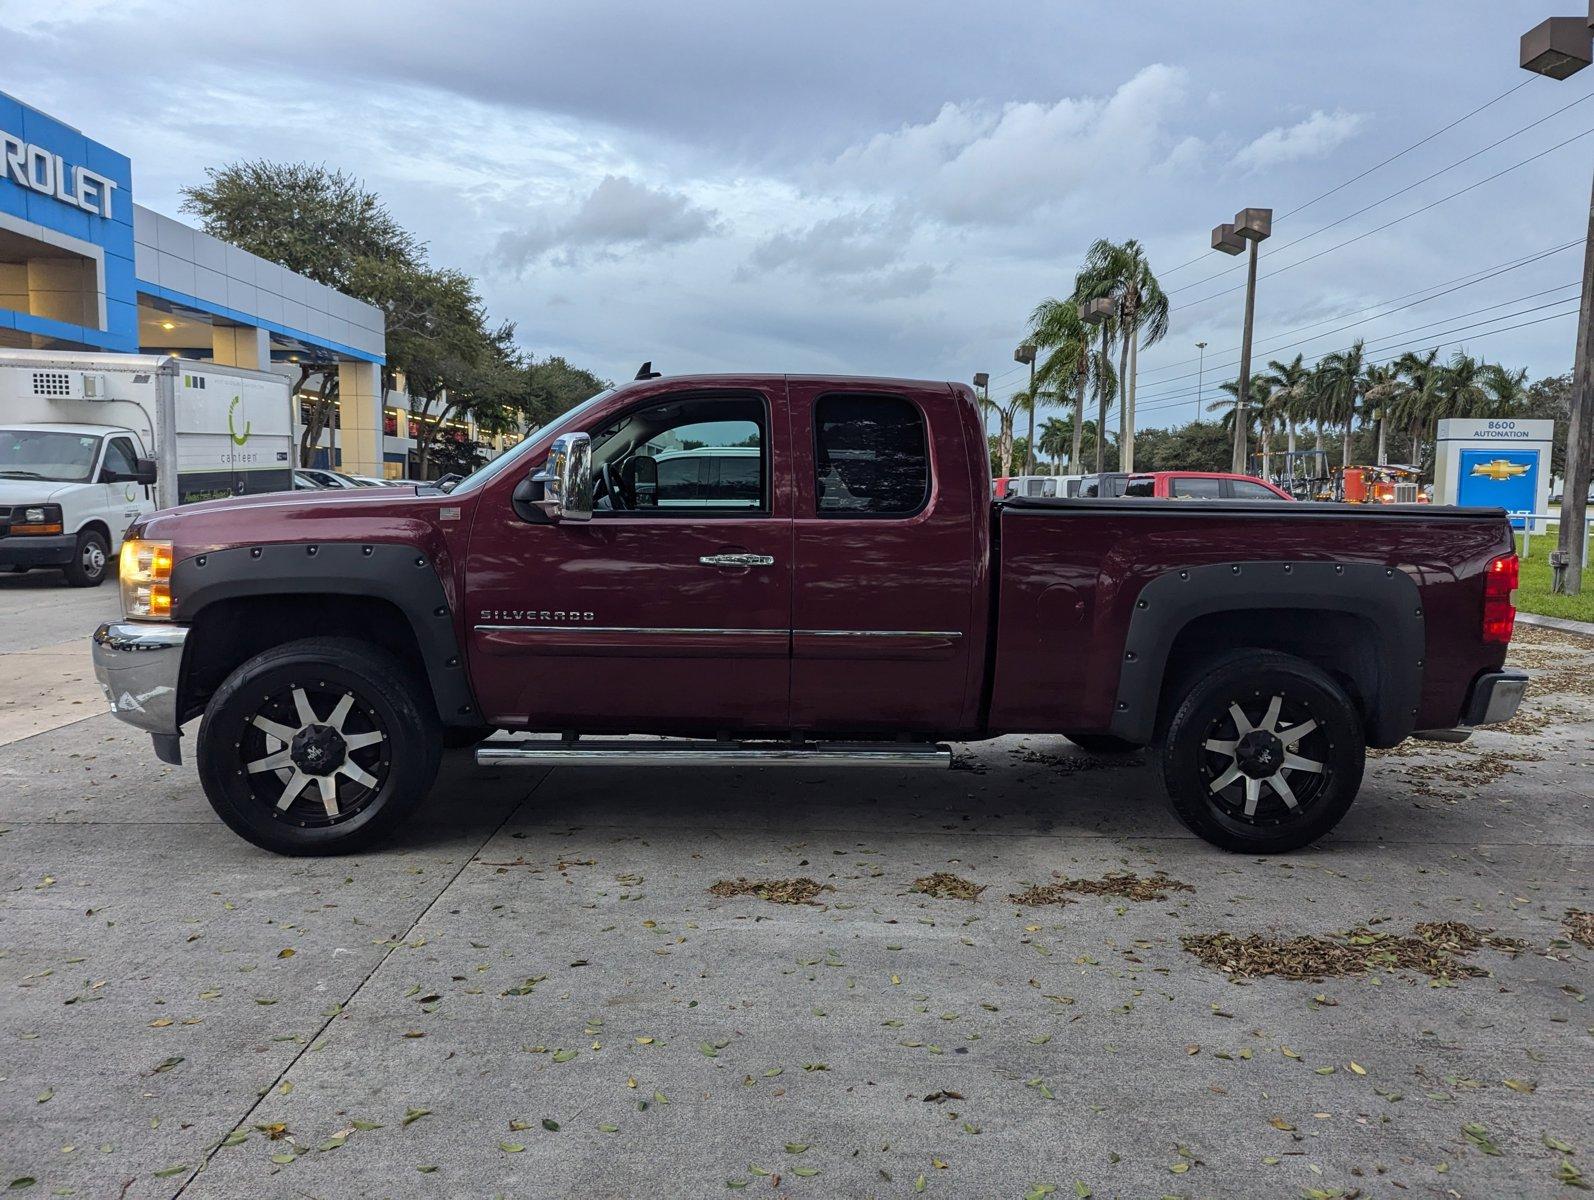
[1482,553,1517,644]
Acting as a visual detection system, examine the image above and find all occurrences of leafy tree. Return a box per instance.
[1029,296,1115,474]
[1316,340,1368,468]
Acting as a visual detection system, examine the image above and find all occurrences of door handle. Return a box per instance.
[699,553,775,568]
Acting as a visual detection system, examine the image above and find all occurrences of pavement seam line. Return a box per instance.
[166,766,554,1198]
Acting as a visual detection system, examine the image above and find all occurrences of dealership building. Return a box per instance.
[1,91,490,478]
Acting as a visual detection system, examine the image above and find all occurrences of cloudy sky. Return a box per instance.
[4,0,1591,429]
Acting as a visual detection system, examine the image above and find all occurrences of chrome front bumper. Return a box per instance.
[91,622,188,737]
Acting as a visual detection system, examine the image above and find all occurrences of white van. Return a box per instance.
[0,351,293,586]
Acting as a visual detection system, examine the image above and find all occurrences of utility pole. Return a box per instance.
[1212,209,1272,473]
[1520,11,1594,593]
[1195,341,1208,424]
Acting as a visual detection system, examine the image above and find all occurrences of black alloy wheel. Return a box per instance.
[198,638,440,855]
[1161,650,1365,853]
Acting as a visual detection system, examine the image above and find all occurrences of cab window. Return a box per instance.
[814,394,929,516]
[1123,477,1156,498]
[589,395,767,514]
[1229,478,1286,500]
[1170,476,1223,499]
[101,437,140,480]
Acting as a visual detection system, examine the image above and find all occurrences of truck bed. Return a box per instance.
[987,498,1516,744]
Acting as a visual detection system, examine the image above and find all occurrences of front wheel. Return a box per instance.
[1161,650,1364,853]
[197,638,441,855]
[62,529,110,587]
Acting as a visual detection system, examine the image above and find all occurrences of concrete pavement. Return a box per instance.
[0,578,1589,1199]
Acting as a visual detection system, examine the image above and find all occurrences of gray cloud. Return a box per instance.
[1233,110,1366,171]
[496,175,717,269]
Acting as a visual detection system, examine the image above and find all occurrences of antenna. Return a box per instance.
[634,361,662,380]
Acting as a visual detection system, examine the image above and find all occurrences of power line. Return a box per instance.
[1171,123,1594,313]
[1136,238,1583,381]
[1156,77,1540,281]
[1279,78,1538,220]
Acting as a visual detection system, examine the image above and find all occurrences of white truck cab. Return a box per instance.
[0,423,154,586]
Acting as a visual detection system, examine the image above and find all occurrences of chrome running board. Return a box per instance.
[476,738,952,769]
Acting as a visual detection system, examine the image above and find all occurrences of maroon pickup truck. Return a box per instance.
[92,373,1525,856]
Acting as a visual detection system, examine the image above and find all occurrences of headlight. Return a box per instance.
[10,504,63,535]
[120,539,175,620]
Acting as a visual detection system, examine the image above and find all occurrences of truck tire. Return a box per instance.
[196,637,442,856]
[1160,650,1364,854]
[62,529,110,588]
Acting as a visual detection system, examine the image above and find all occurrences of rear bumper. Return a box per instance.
[91,622,188,738]
[1414,669,1528,742]
[0,534,76,568]
[1461,669,1529,726]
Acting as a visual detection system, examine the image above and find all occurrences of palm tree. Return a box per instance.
[1362,362,1401,465]
[1388,349,1442,470]
[1434,351,1489,423]
[1264,354,1312,457]
[980,390,1030,477]
[1481,362,1530,417]
[1030,297,1112,474]
[1209,376,1271,462]
[1075,239,1169,472]
[1316,339,1368,468]
[1037,416,1072,471]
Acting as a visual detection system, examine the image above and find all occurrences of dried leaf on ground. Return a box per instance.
[1010,871,1193,906]
[708,877,833,905]
[1563,908,1594,948]
[909,873,985,901]
[1181,922,1523,981]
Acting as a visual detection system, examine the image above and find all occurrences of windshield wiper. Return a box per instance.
[0,470,49,479]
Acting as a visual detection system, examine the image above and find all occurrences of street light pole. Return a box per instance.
[1212,209,1272,474]
[1195,341,1208,424]
[1521,10,1594,594]
[1015,341,1037,476]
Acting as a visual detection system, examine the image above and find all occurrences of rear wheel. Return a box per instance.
[62,529,109,587]
[1161,650,1364,853]
[197,638,441,855]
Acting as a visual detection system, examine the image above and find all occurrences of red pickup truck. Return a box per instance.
[92,373,1525,857]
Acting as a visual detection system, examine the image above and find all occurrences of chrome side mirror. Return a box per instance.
[526,432,593,522]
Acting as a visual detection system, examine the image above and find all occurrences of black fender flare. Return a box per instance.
[169,541,478,726]
[1108,560,1425,746]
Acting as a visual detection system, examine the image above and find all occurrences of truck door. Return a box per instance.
[785,382,981,733]
[97,434,151,547]
[464,385,793,733]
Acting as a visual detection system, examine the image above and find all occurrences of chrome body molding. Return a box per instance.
[473,624,963,638]
[476,738,952,769]
[91,621,189,736]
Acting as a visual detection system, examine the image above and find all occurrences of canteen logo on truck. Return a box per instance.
[227,396,251,446]
[0,130,120,219]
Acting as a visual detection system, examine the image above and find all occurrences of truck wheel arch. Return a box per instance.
[169,542,479,728]
[1110,560,1425,749]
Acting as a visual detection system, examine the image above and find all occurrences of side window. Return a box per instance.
[101,437,139,480]
[1230,479,1285,500]
[815,395,929,516]
[1123,478,1155,498]
[1170,476,1224,499]
[591,395,766,514]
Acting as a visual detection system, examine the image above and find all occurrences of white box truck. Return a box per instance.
[0,351,293,587]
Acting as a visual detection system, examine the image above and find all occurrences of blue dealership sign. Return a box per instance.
[0,91,136,352]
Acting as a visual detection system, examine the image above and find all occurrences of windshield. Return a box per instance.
[445,388,615,493]
[0,430,102,483]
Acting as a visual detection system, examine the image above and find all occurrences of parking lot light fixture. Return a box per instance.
[1015,342,1037,475]
[1211,209,1272,472]
[1521,9,1594,594]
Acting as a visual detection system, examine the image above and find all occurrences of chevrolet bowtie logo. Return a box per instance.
[1469,459,1530,481]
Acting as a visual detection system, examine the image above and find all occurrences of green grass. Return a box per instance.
[1513,531,1594,624]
